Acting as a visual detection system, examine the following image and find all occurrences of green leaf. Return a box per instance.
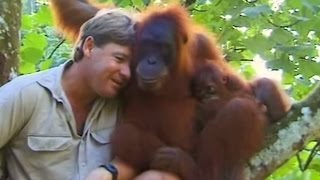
[226,51,244,62]
[291,78,313,100]
[22,33,48,51]
[282,72,296,85]
[33,5,53,26]
[266,55,296,72]
[276,45,317,58]
[241,5,272,17]
[305,169,320,180]
[21,15,33,30]
[241,50,255,60]
[232,16,252,27]
[299,60,320,78]
[270,28,294,44]
[40,59,54,70]
[142,0,150,6]
[241,64,256,79]
[20,47,43,64]
[113,0,132,7]
[309,156,320,173]
[286,0,303,9]
[219,29,242,44]
[229,60,242,70]
[302,0,320,13]
[288,14,309,21]
[19,62,37,75]
[195,0,207,6]
[131,0,145,9]
[243,34,274,54]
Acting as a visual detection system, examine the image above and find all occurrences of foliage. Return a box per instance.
[187,0,320,101]
[20,3,71,75]
[20,0,320,178]
[269,142,320,180]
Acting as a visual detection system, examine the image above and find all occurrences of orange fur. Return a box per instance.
[50,0,113,42]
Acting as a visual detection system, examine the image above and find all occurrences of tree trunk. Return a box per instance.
[0,0,21,86]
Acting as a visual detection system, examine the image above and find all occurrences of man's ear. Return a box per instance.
[133,21,139,31]
[83,36,95,57]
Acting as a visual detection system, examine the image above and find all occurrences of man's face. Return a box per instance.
[85,42,131,98]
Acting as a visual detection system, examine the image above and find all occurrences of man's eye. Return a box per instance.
[114,56,125,62]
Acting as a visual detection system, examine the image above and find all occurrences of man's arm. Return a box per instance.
[0,87,25,148]
[0,83,29,179]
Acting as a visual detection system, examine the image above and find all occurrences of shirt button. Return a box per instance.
[81,162,86,167]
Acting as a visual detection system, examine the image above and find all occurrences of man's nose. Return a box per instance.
[120,64,131,80]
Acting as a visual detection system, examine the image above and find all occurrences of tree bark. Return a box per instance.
[0,0,21,86]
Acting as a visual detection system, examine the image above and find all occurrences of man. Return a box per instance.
[0,9,179,180]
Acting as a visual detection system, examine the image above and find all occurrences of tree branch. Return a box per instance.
[46,39,66,60]
[266,18,301,28]
[247,83,320,179]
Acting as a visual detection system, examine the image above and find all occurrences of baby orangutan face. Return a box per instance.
[191,63,228,103]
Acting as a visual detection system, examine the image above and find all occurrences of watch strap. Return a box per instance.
[100,163,118,180]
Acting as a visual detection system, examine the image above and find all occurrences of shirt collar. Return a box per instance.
[36,60,73,103]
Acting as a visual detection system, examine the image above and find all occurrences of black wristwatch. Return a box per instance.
[100,163,118,180]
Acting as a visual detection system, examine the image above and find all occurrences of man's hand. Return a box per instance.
[86,158,137,180]
[112,158,137,180]
[85,167,113,180]
[85,157,182,180]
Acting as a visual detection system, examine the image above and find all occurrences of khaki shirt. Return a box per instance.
[0,61,120,180]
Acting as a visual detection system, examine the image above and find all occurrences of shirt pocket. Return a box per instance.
[26,135,74,180]
[88,128,114,164]
[28,135,72,151]
[90,128,113,145]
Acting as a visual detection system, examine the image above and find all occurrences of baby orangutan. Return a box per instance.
[191,61,291,180]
